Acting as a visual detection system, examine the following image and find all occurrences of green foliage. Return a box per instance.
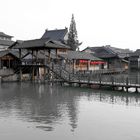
[67,14,80,51]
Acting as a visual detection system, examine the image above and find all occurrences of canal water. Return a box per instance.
[0,82,140,140]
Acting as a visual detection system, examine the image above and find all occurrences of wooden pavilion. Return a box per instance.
[12,38,70,81]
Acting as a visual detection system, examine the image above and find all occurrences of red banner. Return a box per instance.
[79,60,105,65]
[90,61,105,65]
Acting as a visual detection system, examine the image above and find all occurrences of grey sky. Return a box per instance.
[0,0,140,51]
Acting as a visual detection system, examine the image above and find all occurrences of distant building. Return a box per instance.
[129,49,140,70]
[0,50,19,69]
[60,50,106,72]
[83,45,132,70]
[0,32,14,50]
[0,49,20,81]
[41,28,74,55]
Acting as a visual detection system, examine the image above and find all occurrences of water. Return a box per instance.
[0,82,140,140]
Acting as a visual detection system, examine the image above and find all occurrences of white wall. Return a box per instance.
[0,45,9,50]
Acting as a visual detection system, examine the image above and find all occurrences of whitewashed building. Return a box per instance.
[0,32,14,50]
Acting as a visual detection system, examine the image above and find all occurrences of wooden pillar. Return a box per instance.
[125,77,129,92]
[48,49,51,63]
[0,59,1,69]
[135,87,138,93]
[44,49,47,81]
[48,49,51,80]
[126,77,128,86]
[87,60,88,71]
[99,74,102,84]
[32,67,35,81]
[48,49,51,81]
[126,87,129,92]
[8,58,10,69]
[87,60,90,71]
[107,59,109,69]
[111,76,114,85]
[36,50,39,81]
[19,49,22,82]
[73,59,75,74]
[56,49,58,59]
[32,50,35,81]
[1,60,3,68]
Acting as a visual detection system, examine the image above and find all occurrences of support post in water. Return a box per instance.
[19,49,22,82]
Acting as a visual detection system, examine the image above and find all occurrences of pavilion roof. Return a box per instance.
[12,38,70,50]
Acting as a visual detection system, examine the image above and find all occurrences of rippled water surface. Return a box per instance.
[0,82,140,140]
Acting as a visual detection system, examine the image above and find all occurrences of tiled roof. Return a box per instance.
[8,40,28,58]
[84,46,132,58]
[0,50,19,58]
[84,46,117,58]
[22,50,58,60]
[12,38,70,49]
[0,32,13,38]
[60,51,102,61]
[130,49,140,56]
[41,28,68,41]
[108,46,132,58]
[9,40,23,49]
[0,39,14,46]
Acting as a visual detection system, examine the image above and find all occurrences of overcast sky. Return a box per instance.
[0,0,140,51]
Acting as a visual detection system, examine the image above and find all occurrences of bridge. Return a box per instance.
[43,60,140,93]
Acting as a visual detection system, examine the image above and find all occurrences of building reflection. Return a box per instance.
[0,83,140,132]
[0,83,80,132]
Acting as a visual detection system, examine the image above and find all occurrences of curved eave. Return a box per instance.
[13,45,70,50]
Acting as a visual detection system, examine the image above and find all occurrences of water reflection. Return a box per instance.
[92,90,140,106]
[129,70,140,84]
[0,83,80,132]
[0,82,140,133]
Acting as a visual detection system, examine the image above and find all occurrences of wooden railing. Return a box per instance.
[77,68,126,75]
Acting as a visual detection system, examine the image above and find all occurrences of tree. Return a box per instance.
[67,14,81,51]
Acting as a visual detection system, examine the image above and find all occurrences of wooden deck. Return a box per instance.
[63,76,140,92]
[29,62,140,92]
[2,62,139,93]
[68,80,140,88]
